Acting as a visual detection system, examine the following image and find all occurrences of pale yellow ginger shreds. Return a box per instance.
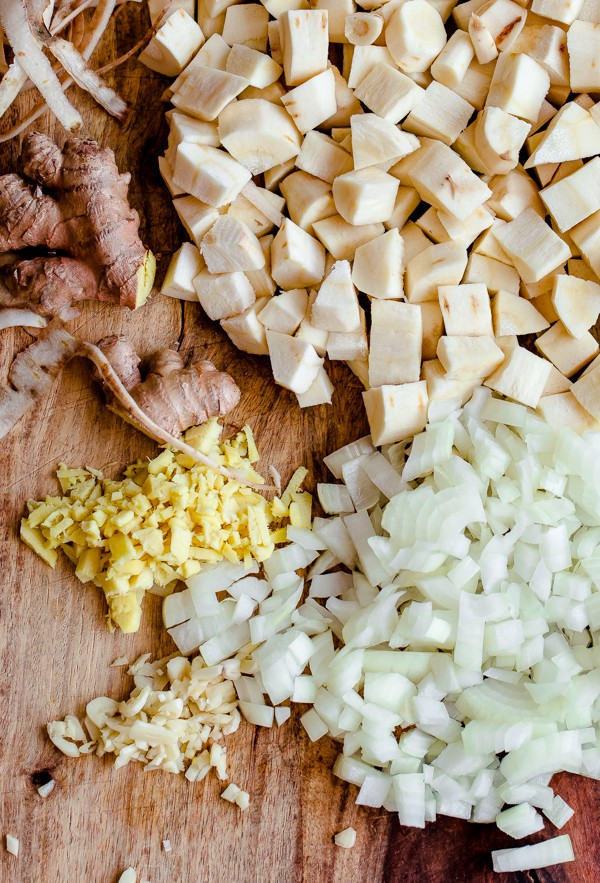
[20,419,305,633]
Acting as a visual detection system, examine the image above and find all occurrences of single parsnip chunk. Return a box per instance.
[525,103,600,168]
[369,301,422,387]
[385,187,421,232]
[327,307,369,361]
[352,229,404,300]
[280,172,336,234]
[311,0,354,43]
[158,156,185,197]
[385,0,447,73]
[492,290,550,336]
[226,44,283,88]
[351,115,419,169]
[165,114,219,168]
[408,140,492,221]
[347,45,396,90]
[353,62,425,123]
[259,288,309,334]
[571,361,600,420]
[551,275,600,338]
[362,382,429,445]
[535,321,600,376]
[417,207,451,243]
[474,0,527,51]
[139,9,205,77]
[484,345,552,407]
[246,234,276,298]
[540,158,600,232]
[486,168,545,222]
[531,0,585,24]
[228,187,284,237]
[201,217,265,273]
[486,54,550,123]
[173,144,251,207]
[345,12,384,45]
[431,30,475,88]
[419,301,445,361]
[325,65,364,128]
[453,58,496,110]
[539,389,600,432]
[469,15,498,65]
[222,4,269,51]
[267,330,324,394]
[438,283,493,336]
[463,253,520,294]
[271,219,326,289]
[296,366,335,407]
[570,210,600,278]
[173,196,220,249]
[332,168,399,225]
[281,68,337,133]
[405,241,469,303]
[473,107,531,175]
[280,8,329,86]
[311,260,361,332]
[161,242,203,302]
[172,66,248,121]
[437,205,494,247]
[567,21,600,92]
[218,99,302,175]
[221,297,270,355]
[493,209,571,283]
[312,215,385,261]
[403,81,474,145]
[296,131,353,183]
[194,270,256,320]
[437,335,504,378]
[422,358,480,419]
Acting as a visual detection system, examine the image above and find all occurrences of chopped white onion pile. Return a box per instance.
[162,388,600,871]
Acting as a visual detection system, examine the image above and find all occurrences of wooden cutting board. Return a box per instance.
[0,7,598,882]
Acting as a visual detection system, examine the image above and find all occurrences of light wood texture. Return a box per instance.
[0,7,598,883]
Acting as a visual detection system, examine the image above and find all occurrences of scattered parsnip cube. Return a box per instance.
[259,288,309,334]
[353,62,425,123]
[408,140,492,221]
[172,66,248,121]
[533,290,560,323]
[486,168,545,221]
[385,0,447,73]
[268,18,283,63]
[437,335,504,379]
[189,33,231,72]
[369,300,422,387]
[201,217,265,273]
[241,81,286,102]
[221,297,270,355]
[325,65,364,128]
[492,289,550,335]
[551,274,600,338]
[352,229,404,300]
[538,390,600,432]
[139,9,205,77]
[296,131,353,183]
[174,195,219,248]
[531,0,584,24]
[312,215,385,261]
[385,186,421,231]
[222,4,269,51]
[540,158,600,232]
[362,381,429,446]
[437,205,494,247]
[262,0,311,17]
[332,168,399,225]
[463,253,520,294]
[271,219,326,289]
[194,269,256,320]
[148,0,195,24]
[431,30,475,88]
[281,68,337,133]
[525,102,600,167]
[474,0,527,51]
[401,220,432,262]
[327,309,369,361]
[405,241,469,303]
[493,208,571,283]
[158,155,185,197]
[173,144,251,207]
[420,302,445,360]
[280,9,329,86]
[511,24,568,90]
[165,114,219,168]
[486,53,549,123]
[351,114,419,169]
[473,219,511,263]
[296,366,335,407]
[267,330,324,394]
[568,21,600,91]
[542,363,571,395]
[535,321,600,376]
[226,44,283,88]
[422,358,480,419]
[453,0,484,30]
[246,234,276,298]
[571,361,600,420]
[264,158,297,191]
[161,242,203,301]
[469,15,498,65]
[453,58,496,110]
[345,12,384,45]
[296,316,329,357]
[484,345,552,407]
[196,1,226,40]
[417,207,451,243]
[347,46,395,90]
[218,99,301,175]
[403,81,474,145]
[438,283,493,336]
[280,171,336,234]
[311,260,360,332]
[474,107,531,175]
[228,188,284,238]
[203,0,237,16]
[347,359,369,388]
[570,210,600,277]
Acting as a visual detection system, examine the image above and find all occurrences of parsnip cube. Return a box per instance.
[345,12,384,45]
[228,187,284,238]
[453,58,496,110]
[406,241,469,303]
[535,321,600,376]
[280,9,329,86]
[385,186,421,231]
[401,220,432,263]
[173,144,251,206]
[139,9,205,77]
[245,234,276,298]
[403,82,474,145]
[187,33,230,72]
[437,335,504,378]
[474,0,527,51]
[296,131,353,183]
[431,30,475,88]
[259,288,309,334]
[540,158,600,233]
[351,115,419,169]
[417,207,451,244]
[570,210,600,278]
[296,316,329,357]
[194,268,256,320]
[422,358,480,420]
[484,346,552,407]
[311,260,360,332]
[165,114,219,168]
[473,107,531,175]
[201,217,265,274]
[473,219,511,262]
[551,274,600,338]
[437,205,494,247]
[567,21,600,92]
[352,229,404,299]
[222,4,269,51]
[353,62,425,123]
[463,252,521,294]
[538,390,600,432]
[241,81,286,103]
[327,308,369,360]
[486,53,550,123]
[281,68,337,133]
[453,0,486,32]
[492,290,550,335]
[486,168,545,222]
[296,366,335,408]
[172,66,248,121]
[419,302,445,360]
[362,382,429,446]
[271,219,326,289]
[148,0,195,24]
[531,0,585,24]
[312,215,385,261]
[385,0,447,73]
[161,242,203,301]
[324,65,364,128]
[267,330,324,394]
[226,44,283,88]
[347,46,395,90]
[493,209,571,283]
[203,0,237,16]
[542,363,571,395]
[525,102,600,168]
[369,301,422,387]
[264,159,297,191]
[280,172,336,234]
[173,195,219,248]
[158,155,185,197]
[571,361,600,420]
[268,19,283,63]
[218,99,301,175]
[468,15,498,65]
[332,169,399,225]
[408,140,492,221]
[221,297,270,354]
[438,283,493,336]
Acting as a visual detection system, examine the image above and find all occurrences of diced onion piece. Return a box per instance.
[491,835,574,873]
[334,827,357,849]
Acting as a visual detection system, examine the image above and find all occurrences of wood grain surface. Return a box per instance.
[0,6,598,883]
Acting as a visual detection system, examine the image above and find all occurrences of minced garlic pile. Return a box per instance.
[21,419,307,633]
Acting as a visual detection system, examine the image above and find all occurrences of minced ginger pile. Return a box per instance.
[21,419,307,633]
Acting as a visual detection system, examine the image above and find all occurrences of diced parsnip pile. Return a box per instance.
[146,0,600,445]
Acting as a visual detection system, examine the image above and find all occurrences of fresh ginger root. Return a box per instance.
[0,133,155,315]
